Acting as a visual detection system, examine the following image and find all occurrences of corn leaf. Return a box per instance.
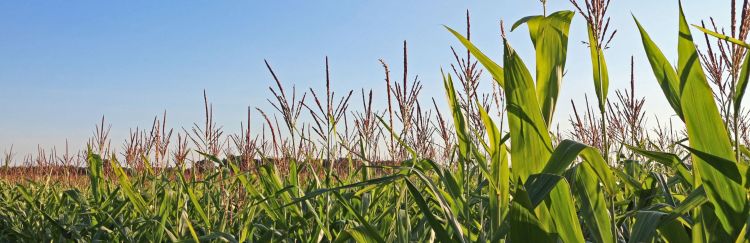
[692,24,750,48]
[657,219,691,243]
[545,177,584,243]
[478,102,510,233]
[508,188,553,243]
[737,51,750,114]
[86,149,103,203]
[443,71,471,163]
[634,16,684,119]
[635,4,748,239]
[335,226,381,243]
[587,24,609,112]
[109,157,148,215]
[631,187,708,242]
[542,139,616,194]
[525,174,563,207]
[675,3,747,239]
[525,173,585,243]
[571,163,614,243]
[513,11,574,125]
[665,185,708,222]
[503,38,553,182]
[630,211,668,243]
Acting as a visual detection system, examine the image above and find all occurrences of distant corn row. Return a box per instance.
[4,0,750,242]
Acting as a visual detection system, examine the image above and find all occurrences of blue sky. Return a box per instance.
[0,1,728,156]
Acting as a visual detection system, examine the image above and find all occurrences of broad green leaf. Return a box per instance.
[692,24,750,48]
[525,174,563,207]
[587,23,609,112]
[525,173,585,243]
[443,71,471,163]
[545,177,584,243]
[335,226,381,243]
[665,185,708,222]
[682,145,746,187]
[514,11,574,125]
[86,149,103,203]
[406,166,466,243]
[675,3,747,239]
[635,4,748,239]
[614,169,643,191]
[634,16,684,119]
[194,233,239,243]
[109,156,148,215]
[542,139,616,194]
[508,188,553,243]
[630,211,668,243]
[737,51,750,114]
[503,38,553,182]
[657,219,691,243]
[282,174,402,208]
[631,187,707,242]
[511,15,539,32]
[478,103,510,233]
[571,163,613,243]
[181,211,201,242]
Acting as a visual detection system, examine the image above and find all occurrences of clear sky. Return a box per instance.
[0,1,729,157]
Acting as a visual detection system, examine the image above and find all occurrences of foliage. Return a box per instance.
[3,1,750,242]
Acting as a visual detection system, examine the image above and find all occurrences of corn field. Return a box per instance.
[5,0,750,242]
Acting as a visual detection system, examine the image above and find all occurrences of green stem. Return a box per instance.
[735,111,741,162]
[610,194,617,242]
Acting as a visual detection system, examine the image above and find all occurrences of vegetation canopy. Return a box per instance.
[5,0,750,242]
